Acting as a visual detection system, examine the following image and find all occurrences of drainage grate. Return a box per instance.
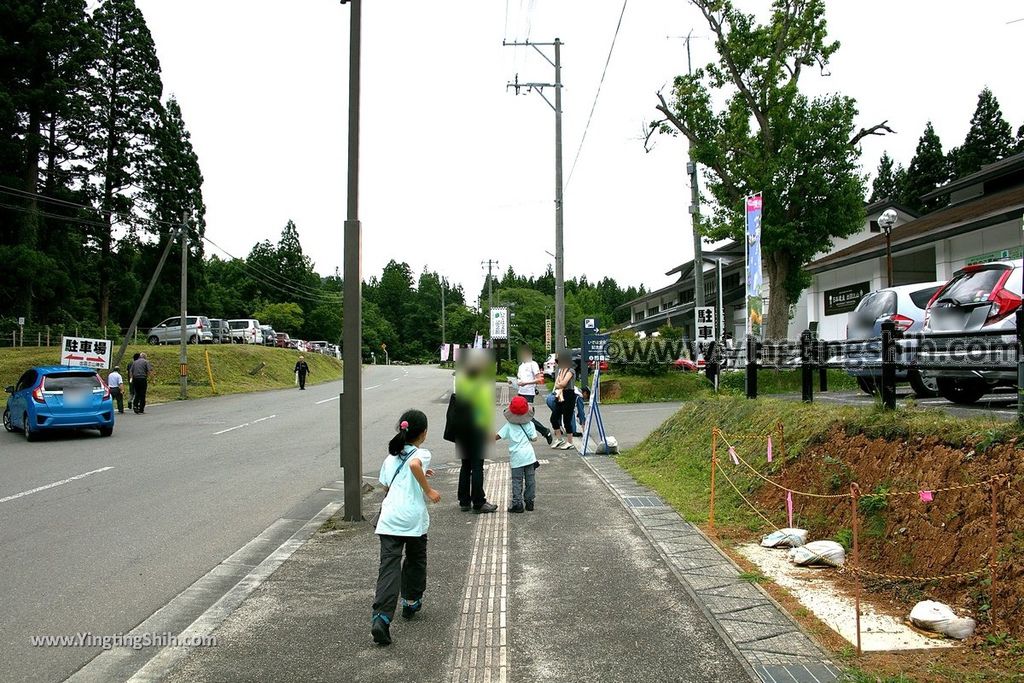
[622,495,665,508]
[753,663,840,683]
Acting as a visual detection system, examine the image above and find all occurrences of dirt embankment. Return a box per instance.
[755,427,1024,635]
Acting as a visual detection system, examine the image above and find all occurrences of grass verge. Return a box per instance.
[0,345,342,404]
[600,368,858,404]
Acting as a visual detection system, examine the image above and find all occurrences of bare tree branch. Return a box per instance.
[849,120,896,147]
[655,91,740,199]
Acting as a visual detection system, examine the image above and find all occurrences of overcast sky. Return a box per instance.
[135,0,1024,305]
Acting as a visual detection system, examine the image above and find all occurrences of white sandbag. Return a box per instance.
[787,540,846,567]
[595,436,619,455]
[909,600,977,640]
[760,528,808,548]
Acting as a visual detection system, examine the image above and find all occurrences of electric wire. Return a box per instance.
[565,0,629,190]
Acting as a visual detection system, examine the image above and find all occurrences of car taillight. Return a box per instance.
[98,376,110,400]
[889,314,914,332]
[32,383,45,404]
[923,286,945,329]
[986,286,1021,325]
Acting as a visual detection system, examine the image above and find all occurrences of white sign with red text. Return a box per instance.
[60,336,112,369]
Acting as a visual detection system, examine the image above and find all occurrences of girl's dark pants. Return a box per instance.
[373,534,428,620]
[457,437,487,509]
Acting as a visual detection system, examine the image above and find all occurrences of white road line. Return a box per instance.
[251,414,276,424]
[213,423,249,436]
[0,467,114,504]
[365,384,382,390]
[315,395,340,405]
[391,377,400,382]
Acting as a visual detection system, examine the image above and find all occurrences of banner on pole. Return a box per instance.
[489,307,509,340]
[745,194,764,338]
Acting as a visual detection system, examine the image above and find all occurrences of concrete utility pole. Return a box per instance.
[683,30,704,313]
[340,0,363,522]
[504,38,565,351]
[179,213,188,400]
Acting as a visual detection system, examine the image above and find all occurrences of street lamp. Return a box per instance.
[878,209,898,288]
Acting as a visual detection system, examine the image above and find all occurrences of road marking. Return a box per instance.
[213,415,275,435]
[391,377,400,382]
[0,467,114,504]
[366,384,382,390]
[451,463,509,683]
[315,395,340,405]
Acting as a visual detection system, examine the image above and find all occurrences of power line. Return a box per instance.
[565,0,629,190]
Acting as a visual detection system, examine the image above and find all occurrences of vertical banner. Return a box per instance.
[745,193,764,339]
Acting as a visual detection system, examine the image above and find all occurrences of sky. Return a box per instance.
[135,0,1024,306]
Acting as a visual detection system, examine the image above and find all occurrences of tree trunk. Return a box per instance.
[764,250,792,340]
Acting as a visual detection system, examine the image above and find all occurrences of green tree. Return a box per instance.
[303,301,341,343]
[83,0,163,327]
[901,122,950,214]
[654,0,881,338]
[255,302,304,332]
[950,87,1015,177]
[869,151,906,204]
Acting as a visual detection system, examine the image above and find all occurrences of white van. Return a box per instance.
[227,319,263,344]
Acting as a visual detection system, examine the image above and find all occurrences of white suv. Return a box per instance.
[228,319,264,344]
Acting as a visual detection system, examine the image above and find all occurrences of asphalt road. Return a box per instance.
[0,364,450,683]
[799,386,1020,421]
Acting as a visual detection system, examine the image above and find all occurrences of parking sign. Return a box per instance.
[695,307,716,343]
[60,336,112,369]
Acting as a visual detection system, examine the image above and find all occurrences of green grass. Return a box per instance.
[600,368,857,404]
[0,344,342,404]
[617,395,1019,529]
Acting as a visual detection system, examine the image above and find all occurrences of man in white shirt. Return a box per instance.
[106,366,125,414]
[515,345,554,445]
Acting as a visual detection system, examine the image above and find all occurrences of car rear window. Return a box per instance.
[44,373,101,391]
[937,267,1008,304]
[854,291,896,321]
[909,285,942,310]
[229,321,247,329]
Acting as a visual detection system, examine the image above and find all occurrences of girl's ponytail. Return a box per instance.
[387,409,428,455]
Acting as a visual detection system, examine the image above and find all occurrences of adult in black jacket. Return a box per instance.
[295,356,311,390]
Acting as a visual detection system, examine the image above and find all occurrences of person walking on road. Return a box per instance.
[496,395,539,513]
[447,349,498,514]
[550,350,577,450]
[107,366,125,414]
[129,352,154,414]
[371,410,441,646]
[294,355,311,390]
[513,345,554,445]
[126,352,140,411]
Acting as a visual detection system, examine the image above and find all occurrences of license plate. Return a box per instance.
[64,390,87,406]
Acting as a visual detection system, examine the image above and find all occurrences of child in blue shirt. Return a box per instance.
[371,410,441,646]
[496,395,539,513]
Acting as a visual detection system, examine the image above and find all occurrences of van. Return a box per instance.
[228,319,263,344]
[146,316,213,345]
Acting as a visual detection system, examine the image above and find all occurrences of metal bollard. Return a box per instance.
[745,335,759,399]
[818,340,828,392]
[801,330,814,403]
[880,320,897,410]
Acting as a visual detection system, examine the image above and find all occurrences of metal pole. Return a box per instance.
[685,32,704,312]
[800,330,813,403]
[885,227,894,288]
[179,214,188,400]
[554,37,565,353]
[717,258,724,339]
[880,320,897,409]
[112,227,179,369]
[441,277,446,346]
[340,0,364,522]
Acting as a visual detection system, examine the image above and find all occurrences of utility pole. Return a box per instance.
[504,38,565,351]
[482,259,499,317]
[683,30,704,314]
[340,0,363,522]
[179,213,188,400]
[112,227,180,369]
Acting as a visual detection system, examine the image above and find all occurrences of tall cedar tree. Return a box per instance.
[951,87,1015,177]
[83,0,163,328]
[902,122,950,214]
[654,0,888,338]
[869,151,906,205]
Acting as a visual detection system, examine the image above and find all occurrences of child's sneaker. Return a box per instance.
[371,613,392,645]
[401,599,422,619]
[508,504,525,513]
[525,501,534,511]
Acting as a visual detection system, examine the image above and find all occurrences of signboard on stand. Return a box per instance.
[60,336,111,369]
[490,307,509,340]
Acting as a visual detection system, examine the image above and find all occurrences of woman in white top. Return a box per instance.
[371,410,441,646]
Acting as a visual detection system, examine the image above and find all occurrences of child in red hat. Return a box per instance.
[496,395,539,513]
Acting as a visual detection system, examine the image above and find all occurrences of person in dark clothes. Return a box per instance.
[294,355,310,390]
[129,352,154,414]
[448,349,497,514]
[126,352,140,410]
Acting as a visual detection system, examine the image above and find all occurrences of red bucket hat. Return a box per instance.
[503,395,534,424]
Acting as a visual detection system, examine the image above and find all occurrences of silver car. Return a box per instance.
[840,282,945,397]
[146,316,213,345]
[919,259,1023,404]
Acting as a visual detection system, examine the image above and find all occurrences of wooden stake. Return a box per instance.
[990,478,999,630]
[709,428,718,533]
[850,482,862,656]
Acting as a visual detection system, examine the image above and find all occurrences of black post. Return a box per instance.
[880,320,897,410]
[1017,310,1024,426]
[745,335,758,399]
[800,330,813,403]
[818,339,828,392]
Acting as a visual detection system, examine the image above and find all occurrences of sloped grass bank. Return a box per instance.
[600,368,857,404]
[0,345,341,404]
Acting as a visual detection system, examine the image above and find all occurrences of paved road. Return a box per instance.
[0,364,449,683]
[799,387,1020,421]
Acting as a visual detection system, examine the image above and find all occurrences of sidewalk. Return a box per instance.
[159,450,751,683]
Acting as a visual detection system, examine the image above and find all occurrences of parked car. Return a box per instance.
[4,366,114,441]
[228,318,263,344]
[208,318,232,344]
[307,340,329,354]
[843,281,945,397]
[260,325,277,347]
[275,332,292,348]
[919,260,1023,404]
[146,316,213,345]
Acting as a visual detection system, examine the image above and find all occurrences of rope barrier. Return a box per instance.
[716,429,851,499]
[846,565,989,582]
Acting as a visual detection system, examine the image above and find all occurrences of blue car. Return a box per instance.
[3,366,115,441]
